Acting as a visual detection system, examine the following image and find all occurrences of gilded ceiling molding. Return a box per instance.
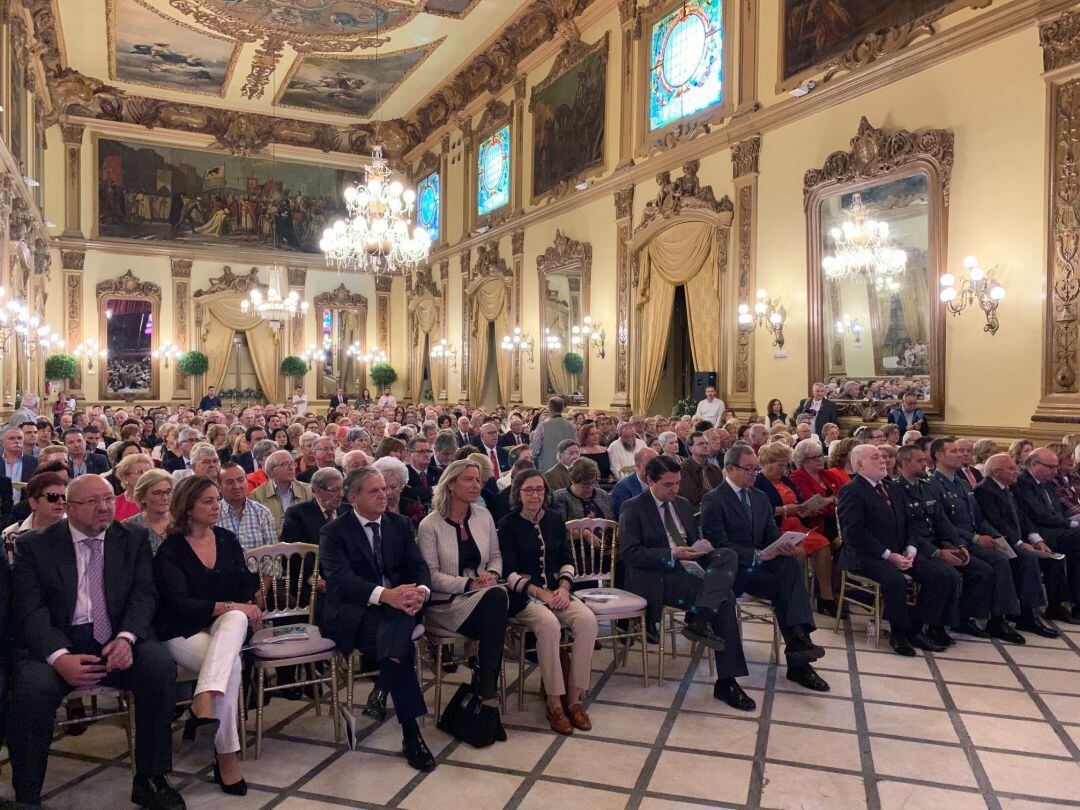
[241,35,285,101]
[636,160,733,234]
[1041,9,1080,72]
[413,149,440,181]
[802,117,954,208]
[96,269,162,300]
[313,283,369,310]
[422,0,483,20]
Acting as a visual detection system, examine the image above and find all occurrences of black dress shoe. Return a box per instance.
[890,633,916,657]
[646,628,660,645]
[403,734,437,772]
[131,774,186,810]
[786,664,830,692]
[1071,604,1080,620]
[682,619,726,652]
[362,688,389,722]
[1045,606,1080,625]
[64,699,89,736]
[713,679,756,711]
[1015,616,1060,639]
[212,761,248,796]
[954,620,989,638]
[785,635,825,665]
[927,626,955,647]
[494,716,507,742]
[181,709,220,745]
[910,630,946,653]
[987,618,1025,645]
[816,598,847,618]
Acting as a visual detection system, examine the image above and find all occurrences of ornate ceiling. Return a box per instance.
[56,0,523,122]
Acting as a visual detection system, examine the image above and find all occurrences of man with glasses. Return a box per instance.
[162,428,200,474]
[477,422,509,474]
[9,474,184,809]
[403,436,439,507]
[701,443,829,693]
[282,467,346,542]
[1014,447,1080,622]
[216,462,276,552]
[297,436,340,484]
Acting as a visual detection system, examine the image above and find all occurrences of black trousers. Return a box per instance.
[732,555,815,644]
[456,588,509,700]
[661,548,747,681]
[1012,546,1047,610]
[969,545,1022,618]
[8,626,177,805]
[1042,529,1080,605]
[354,606,426,725]
[950,552,993,625]
[851,555,960,632]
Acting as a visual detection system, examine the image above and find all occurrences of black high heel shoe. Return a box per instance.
[213,760,248,796]
[182,707,220,745]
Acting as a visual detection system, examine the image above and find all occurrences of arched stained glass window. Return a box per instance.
[649,0,724,132]
[477,124,510,216]
[417,172,440,242]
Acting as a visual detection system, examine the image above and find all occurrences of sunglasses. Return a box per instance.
[40,492,66,503]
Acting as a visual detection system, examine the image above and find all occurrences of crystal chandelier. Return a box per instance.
[241,265,308,333]
[821,193,907,290]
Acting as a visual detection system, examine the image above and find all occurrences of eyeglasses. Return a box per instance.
[317,485,343,494]
[40,492,65,503]
[731,464,762,475]
[519,486,546,496]
[67,495,117,507]
[149,488,174,498]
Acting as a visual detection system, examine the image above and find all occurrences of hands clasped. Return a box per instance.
[381,583,428,616]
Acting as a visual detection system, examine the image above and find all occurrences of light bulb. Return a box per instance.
[969,266,985,282]
[769,312,782,325]
[333,220,347,235]
[738,303,749,315]
[403,189,415,204]
[756,288,767,299]
[990,285,1006,300]
[389,181,403,197]
[343,186,358,203]
[738,313,753,325]
[940,287,958,302]
[964,255,978,269]
[940,273,955,288]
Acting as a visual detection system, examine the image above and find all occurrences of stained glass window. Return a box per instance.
[417,172,440,242]
[649,0,724,132]
[477,124,510,216]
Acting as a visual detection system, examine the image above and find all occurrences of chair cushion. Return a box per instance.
[576,588,647,616]
[250,623,336,659]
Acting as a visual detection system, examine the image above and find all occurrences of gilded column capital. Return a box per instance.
[60,123,85,145]
[61,249,85,271]
[731,135,761,178]
[169,257,192,278]
[614,185,634,220]
[1042,10,1080,73]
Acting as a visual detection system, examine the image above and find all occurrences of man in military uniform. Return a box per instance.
[896,444,993,647]
[926,438,1028,644]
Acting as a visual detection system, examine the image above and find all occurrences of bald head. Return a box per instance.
[1025,447,1059,483]
[983,453,1019,485]
[633,446,658,477]
[66,474,115,535]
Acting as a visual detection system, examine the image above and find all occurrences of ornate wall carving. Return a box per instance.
[439,260,450,399]
[375,276,392,355]
[731,135,761,179]
[193,266,261,297]
[61,249,85,271]
[172,262,190,397]
[613,185,634,406]
[95,269,162,300]
[169,257,192,278]
[459,249,472,400]
[64,271,83,391]
[733,185,754,394]
[636,160,733,234]
[313,284,369,310]
[1042,9,1080,72]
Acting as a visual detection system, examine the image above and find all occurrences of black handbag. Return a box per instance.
[437,682,500,748]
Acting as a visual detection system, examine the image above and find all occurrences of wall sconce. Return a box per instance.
[501,326,535,368]
[153,341,182,368]
[302,340,331,367]
[571,315,606,359]
[940,255,1006,335]
[430,338,458,371]
[360,345,388,365]
[74,339,107,374]
[737,288,787,349]
[835,314,863,346]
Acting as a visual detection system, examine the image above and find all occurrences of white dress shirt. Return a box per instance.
[354,511,429,606]
[653,493,686,550]
[693,397,724,425]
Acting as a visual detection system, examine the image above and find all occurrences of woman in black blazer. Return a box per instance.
[153,474,260,796]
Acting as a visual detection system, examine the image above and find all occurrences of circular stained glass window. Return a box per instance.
[482,144,506,191]
[660,9,707,91]
[419,184,437,229]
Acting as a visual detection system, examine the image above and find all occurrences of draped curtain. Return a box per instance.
[898,262,930,346]
[468,279,511,405]
[635,221,719,414]
[338,309,361,393]
[203,298,281,403]
[545,300,571,397]
[409,298,440,402]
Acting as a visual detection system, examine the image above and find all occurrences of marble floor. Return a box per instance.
[2,612,1079,810]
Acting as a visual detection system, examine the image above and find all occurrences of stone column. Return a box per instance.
[61,248,85,396]
[170,258,191,402]
[438,259,449,401]
[61,124,84,238]
[729,135,761,412]
[510,228,524,404]
[459,250,472,404]
[612,185,633,409]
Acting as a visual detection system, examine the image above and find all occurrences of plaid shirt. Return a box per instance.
[217,498,277,550]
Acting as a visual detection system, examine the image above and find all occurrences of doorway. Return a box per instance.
[651,286,693,416]
[480,321,501,408]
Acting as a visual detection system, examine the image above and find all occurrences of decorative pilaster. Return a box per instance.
[617,1,638,165]
[170,258,192,401]
[438,259,449,400]
[459,250,472,403]
[734,0,760,117]
[612,185,634,408]
[439,134,450,247]
[730,135,761,410]
[375,274,391,359]
[512,77,526,214]
[510,229,524,404]
[460,118,474,239]
[61,248,85,395]
[61,124,84,238]
[1036,10,1080,424]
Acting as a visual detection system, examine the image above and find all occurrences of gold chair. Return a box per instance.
[55,687,136,774]
[417,626,506,718]
[736,596,781,662]
[833,571,919,646]
[344,624,427,711]
[657,606,714,684]
[242,542,340,758]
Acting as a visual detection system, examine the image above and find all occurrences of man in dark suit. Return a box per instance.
[620,455,753,711]
[319,467,436,772]
[453,416,476,449]
[679,431,724,508]
[162,428,199,475]
[612,447,657,520]
[701,444,829,692]
[297,436,340,484]
[974,454,1059,637]
[497,414,528,449]
[329,387,351,411]
[477,423,510,473]
[793,382,840,441]
[62,427,110,477]
[9,474,183,809]
[230,425,267,475]
[403,435,440,507]
[837,444,961,656]
[282,467,348,541]
[1012,447,1080,622]
[0,552,10,754]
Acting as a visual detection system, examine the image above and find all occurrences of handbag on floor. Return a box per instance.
[437,682,500,748]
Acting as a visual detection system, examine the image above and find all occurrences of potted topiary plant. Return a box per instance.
[562,351,584,376]
[370,362,398,390]
[280,355,309,384]
[44,353,78,387]
[177,350,209,378]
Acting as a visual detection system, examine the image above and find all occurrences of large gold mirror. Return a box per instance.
[538,231,592,405]
[313,284,369,400]
[805,118,952,416]
[96,270,162,400]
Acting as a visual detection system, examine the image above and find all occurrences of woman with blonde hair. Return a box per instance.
[466,451,499,507]
[823,437,858,489]
[1008,439,1034,465]
[417,459,509,733]
[114,452,153,520]
[123,468,174,554]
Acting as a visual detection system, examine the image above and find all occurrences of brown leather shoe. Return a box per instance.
[565,702,592,731]
[546,704,574,735]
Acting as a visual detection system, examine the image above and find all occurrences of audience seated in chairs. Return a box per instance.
[123,468,174,555]
[373,456,426,530]
[612,447,658,520]
[8,474,184,809]
[2,471,69,547]
[114,452,153,521]
[319,467,436,771]
[153,474,260,796]
[497,468,598,735]
[281,466,346,541]
[551,458,613,521]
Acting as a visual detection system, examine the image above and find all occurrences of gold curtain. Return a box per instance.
[468,279,511,405]
[409,298,440,402]
[545,300,571,396]
[635,221,718,413]
[202,316,235,392]
[898,262,930,345]
[205,299,281,403]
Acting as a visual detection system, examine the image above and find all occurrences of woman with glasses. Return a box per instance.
[123,469,174,554]
[497,469,598,735]
[1,472,68,545]
[551,458,613,521]
[114,452,153,521]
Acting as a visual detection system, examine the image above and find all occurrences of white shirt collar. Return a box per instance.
[726,478,745,495]
[354,510,382,527]
[858,473,883,488]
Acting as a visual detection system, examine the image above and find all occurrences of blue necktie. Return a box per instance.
[739,488,752,523]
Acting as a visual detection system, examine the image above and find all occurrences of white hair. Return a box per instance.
[372,455,409,486]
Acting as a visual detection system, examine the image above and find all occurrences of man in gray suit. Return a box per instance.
[530,397,577,474]
[700,443,829,693]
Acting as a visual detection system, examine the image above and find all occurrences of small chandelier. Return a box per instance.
[241,265,308,333]
[822,193,907,290]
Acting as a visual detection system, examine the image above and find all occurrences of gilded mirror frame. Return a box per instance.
[312,284,369,400]
[537,231,592,406]
[96,270,162,401]
[804,118,953,418]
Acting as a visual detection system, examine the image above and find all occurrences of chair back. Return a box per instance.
[566,518,619,587]
[244,541,320,623]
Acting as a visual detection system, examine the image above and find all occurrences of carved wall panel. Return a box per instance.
[171,258,192,399]
[732,135,761,404]
[613,185,633,407]
[63,271,83,393]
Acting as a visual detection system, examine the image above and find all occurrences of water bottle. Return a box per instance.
[866,619,877,642]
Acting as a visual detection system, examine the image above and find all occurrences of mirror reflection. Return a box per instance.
[819,172,931,401]
[317,307,364,397]
[104,298,153,396]
[541,270,585,403]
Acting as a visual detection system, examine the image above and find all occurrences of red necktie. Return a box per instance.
[875,483,892,508]
[420,470,428,487]
[964,467,977,488]
[490,448,499,470]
